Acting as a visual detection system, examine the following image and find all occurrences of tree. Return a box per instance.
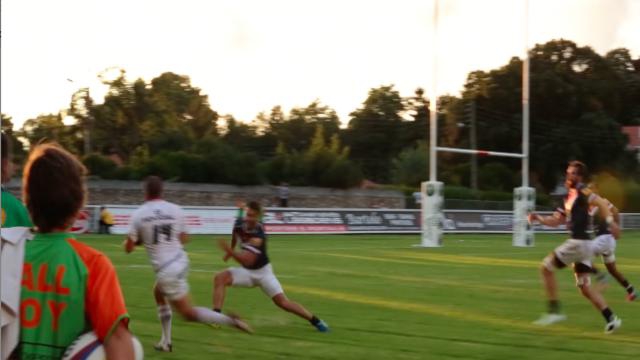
[346,85,405,182]
[460,39,638,190]
[399,88,430,147]
[266,126,361,188]
[21,113,82,153]
[391,142,428,187]
[221,115,259,153]
[1,114,27,162]
[262,101,341,153]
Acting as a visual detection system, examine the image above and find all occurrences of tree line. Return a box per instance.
[3,39,639,195]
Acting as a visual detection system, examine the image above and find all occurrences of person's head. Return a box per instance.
[144,176,163,200]
[23,143,87,233]
[1,132,13,184]
[244,200,262,227]
[100,206,106,211]
[565,160,587,189]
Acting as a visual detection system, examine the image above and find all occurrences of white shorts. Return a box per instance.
[544,239,593,271]
[229,264,284,298]
[156,257,190,301]
[591,234,616,264]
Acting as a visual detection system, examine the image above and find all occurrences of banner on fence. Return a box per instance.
[75,206,611,235]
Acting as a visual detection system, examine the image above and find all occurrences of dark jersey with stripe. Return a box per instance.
[590,199,614,236]
[557,183,593,240]
[233,218,269,270]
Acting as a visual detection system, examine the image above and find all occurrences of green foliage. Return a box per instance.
[1,114,27,163]
[622,181,640,212]
[11,39,640,191]
[391,142,428,187]
[478,162,516,192]
[266,126,362,188]
[82,153,117,179]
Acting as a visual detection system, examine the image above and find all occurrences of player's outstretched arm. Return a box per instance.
[123,237,137,253]
[104,322,135,360]
[529,212,564,227]
[218,239,257,268]
[587,193,620,239]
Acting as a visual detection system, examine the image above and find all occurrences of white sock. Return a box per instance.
[157,304,172,344]
[193,307,234,326]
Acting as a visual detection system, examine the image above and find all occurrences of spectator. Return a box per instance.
[100,206,114,234]
[1,132,33,359]
[412,191,422,208]
[277,182,289,208]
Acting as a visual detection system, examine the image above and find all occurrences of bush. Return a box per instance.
[444,185,479,200]
[478,162,516,191]
[82,153,117,179]
[391,143,428,187]
[320,158,363,188]
[621,181,640,212]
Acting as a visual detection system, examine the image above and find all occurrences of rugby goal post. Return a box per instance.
[418,0,534,248]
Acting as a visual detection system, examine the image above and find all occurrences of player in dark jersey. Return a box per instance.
[529,161,622,333]
[213,201,329,332]
[584,183,637,301]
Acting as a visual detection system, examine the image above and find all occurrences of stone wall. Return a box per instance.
[5,179,406,209]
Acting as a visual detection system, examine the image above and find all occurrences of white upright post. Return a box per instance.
[420,181,444,247]
[513,187,535,247]
[418,0,443,248]
[513,0,535,247]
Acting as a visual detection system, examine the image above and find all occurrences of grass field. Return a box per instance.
[81,232,640,360]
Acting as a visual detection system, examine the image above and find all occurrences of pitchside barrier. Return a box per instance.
[72,205,640,235]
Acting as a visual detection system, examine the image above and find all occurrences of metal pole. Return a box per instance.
[429,0,439,182]
[84,89,91,155]
[522,0,530,188]
[470,100,478,190]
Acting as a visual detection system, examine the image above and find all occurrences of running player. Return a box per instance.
[213,201,329,332]
[1,132,33,359]
[529,161,622,333]
[16,144,135,359]
[585,183,637,301]
[124,176,251,353]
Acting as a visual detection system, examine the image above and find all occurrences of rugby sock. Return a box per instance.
[157,305,172,345]
[601,307,615,323]
[548,300,560,314]
[213,308,222,313]
[194,307,234,326]
[625,284,635,295]
[309,316,321,326]
[619,279,635,294]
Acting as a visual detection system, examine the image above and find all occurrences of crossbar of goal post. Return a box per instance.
[435,147,525,159]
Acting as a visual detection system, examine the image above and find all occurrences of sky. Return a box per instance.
[2,0,639,128]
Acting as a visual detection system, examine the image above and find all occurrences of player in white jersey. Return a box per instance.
[124,176,252,352]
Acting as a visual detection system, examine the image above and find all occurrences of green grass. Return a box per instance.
[79,232,640,360]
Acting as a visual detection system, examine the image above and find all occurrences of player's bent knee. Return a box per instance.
[176,306,198,321]
[272,294,287,308]
[575,274,592,289]
[214,271,232,286]
[542,253,564,272]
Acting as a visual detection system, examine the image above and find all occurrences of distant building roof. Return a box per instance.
[622,126,640,149]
